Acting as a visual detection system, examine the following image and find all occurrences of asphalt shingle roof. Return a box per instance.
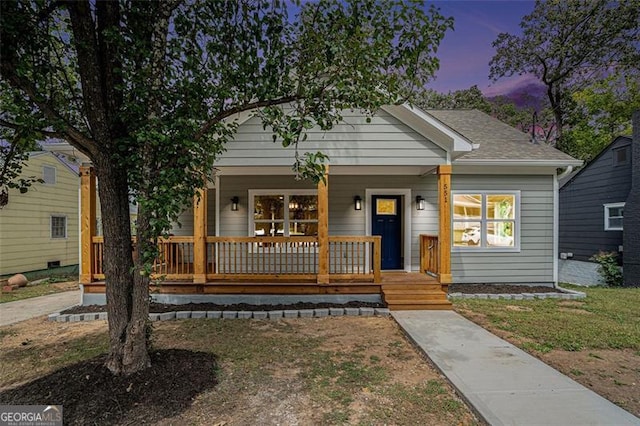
[426,109,580,163]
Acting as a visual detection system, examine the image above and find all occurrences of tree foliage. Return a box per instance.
[0,0,452,375]
[562,73,640,161]
[489,0,640,140]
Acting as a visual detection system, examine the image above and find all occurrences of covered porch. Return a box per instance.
[78,164,453,309]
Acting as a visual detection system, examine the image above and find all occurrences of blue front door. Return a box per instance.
[371,195,402,270]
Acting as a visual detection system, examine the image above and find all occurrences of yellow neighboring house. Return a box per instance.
[0,151,79,276]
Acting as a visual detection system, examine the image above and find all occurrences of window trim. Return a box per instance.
[248,189,318,237]
[451,190,521,252]
[603,202,624,231]
[43,165,57,185]
[50,214,67,239]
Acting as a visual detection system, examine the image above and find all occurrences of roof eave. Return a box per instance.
[382,104,475,156]
[454,159,584,167]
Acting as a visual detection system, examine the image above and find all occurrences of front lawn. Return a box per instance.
[453,285,640,417]
[0,316,478,425]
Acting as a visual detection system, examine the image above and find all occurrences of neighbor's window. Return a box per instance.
[612,146,630,166]
[452,192,519,250]
[43,165,56,184]
[604,202,624,231]
[51,215,67,239]
[250,190,318,237]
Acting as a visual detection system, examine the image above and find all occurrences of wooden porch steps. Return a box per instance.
[381,282,452,311]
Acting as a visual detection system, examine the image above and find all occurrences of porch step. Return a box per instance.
[381,283,452,311]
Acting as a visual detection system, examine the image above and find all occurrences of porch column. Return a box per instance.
[80,164,96,284]
[438,165,452,283]
[317,165,330,284]
[193,188,207,283]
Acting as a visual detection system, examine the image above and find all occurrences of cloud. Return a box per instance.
[482,73,541,97]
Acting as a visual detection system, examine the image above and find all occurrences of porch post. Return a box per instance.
[317,165,330,284]
[80,164,96,284]
[193,188,207,283]
[437,165,452,283]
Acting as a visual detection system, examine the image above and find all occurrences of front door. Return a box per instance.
[371,195,402,270]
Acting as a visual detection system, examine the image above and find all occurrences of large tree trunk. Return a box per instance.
[95,153,151,375]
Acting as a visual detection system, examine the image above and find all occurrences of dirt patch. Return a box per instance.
[50,281,80,291]
[449,284,564,294]
[540,349,640,417]
[505,305,533,312]
[0,349,218,425]
[62,300,385,315]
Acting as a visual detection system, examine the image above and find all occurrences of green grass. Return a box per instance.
[453,285,640,352]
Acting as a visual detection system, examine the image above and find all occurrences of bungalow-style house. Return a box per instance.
[78,106,581,309]
[559,111,640,286]
[0,151,79,277]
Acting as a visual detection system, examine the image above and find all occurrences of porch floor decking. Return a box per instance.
[83,272,451,310]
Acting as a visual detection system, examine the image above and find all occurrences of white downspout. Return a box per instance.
[553,166,573,288]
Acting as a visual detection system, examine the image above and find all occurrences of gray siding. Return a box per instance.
[559,137,632,261]
[217,109,447,167]
[451,175,555,284]
[171,189,216,236]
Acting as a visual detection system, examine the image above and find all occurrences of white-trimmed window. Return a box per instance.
[452,191,520,251]
[43,165,56,184]
[249,190,318,237]
[604,202,624,231]
[51,215,67,239]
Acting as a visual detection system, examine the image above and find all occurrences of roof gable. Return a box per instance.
[560,135,632,189]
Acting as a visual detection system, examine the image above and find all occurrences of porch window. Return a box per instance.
[604,202,624,231]
[452,191,519,250]
[250,190,318,237]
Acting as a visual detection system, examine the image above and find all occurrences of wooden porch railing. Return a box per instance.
[89,235,381,283]
[420,234,439,277]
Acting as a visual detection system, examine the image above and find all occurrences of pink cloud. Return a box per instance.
[482,73,541,97]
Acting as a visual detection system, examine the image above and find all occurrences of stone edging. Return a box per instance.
[447,286,586,300]
[48,307,391,323]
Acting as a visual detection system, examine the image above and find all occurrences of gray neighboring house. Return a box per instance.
[559,135,633,285]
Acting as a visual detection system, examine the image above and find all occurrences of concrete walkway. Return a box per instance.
[393,311,640,426]
[0,290,80,326]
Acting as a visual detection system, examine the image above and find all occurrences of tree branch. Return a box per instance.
[0,118,66,139]
[194,95,298,140]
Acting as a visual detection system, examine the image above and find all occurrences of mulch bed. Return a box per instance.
[62,300,385,315]
[0,349,218,425]
[448,284,567,294]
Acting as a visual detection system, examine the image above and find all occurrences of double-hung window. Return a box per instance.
[51,215,67,239]
[249,190,318,237]
[452,191,520,251]
[604,202,624,231]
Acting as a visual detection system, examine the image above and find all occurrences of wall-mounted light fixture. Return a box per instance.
[354,195,362,211]
[231,196,239,211]
[416,195,425,211]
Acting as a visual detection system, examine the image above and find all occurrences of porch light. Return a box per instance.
[231,196,239,211]
[354,195,362,211]
[416,195,425,211]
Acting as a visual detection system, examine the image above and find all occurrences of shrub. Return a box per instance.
[590,251,623,287]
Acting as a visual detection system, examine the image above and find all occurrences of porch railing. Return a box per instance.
[90,235,381,283]
[419,234,439,277]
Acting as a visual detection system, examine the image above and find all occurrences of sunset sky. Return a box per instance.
[426,0,536,95]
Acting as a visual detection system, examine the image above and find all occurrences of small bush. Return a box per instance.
[590,251,623,287]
